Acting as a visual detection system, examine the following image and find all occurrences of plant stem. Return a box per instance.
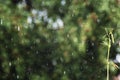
[107,38,111,80]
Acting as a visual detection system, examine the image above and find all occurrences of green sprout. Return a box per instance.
[104,28,114,80]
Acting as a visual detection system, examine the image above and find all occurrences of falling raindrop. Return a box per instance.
[13,43,16,46]
[9,62,12,66]
[30,46,33,49]
[52,60,57,66]
[67,34,70,38]
[80,66,83,70]
[92,56,94,60]
[72,53,74,56]
[91,42,94,46]
[18,26,20,31]
[119,41,120,46]
[11,38,13,41]
[36,51,39,54]
[111,9,116,12]
[61,0,66,6]
[60,57,64,62]
[46,63,48,66]
[71,14,74,17]
[17,75,19,79]
[0,19,3,25]
[97,19,100,23]
[27,16,32,24]
[5,45,8,48]
[117,48,120,53]
[17,57,20,61]
[63,71,66,75]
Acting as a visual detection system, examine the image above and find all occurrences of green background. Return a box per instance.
[0,0,120,80]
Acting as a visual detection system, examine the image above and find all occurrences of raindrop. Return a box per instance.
[9,62,12,66]
[52,60,57,66]
[5,45,8,48]
[111,9,116,12]
[46,63,48,66]
[60,57,64,62]
[97,75,100,78]
[97,19,100,23]
[67,34,70,38]
[117,47,120,52]
[80,66,83,70]
[36,51,39,54]
[71,14,74,17]
[92,56,94,60]
[27,16,32,24]
[11,38,13,41]
[17,75,19,79]
[84,61,87,64]
[18,26,20,31]
[35,39,40,43]
[119,41,120,46]
[85,66,88,69]
[61,0,66,6]
[0,19,3,25]
[17,57,20,61]
[72,53,74,56]
[13,43,16,46]
[30,46,33,49]
[63,71,66,75]
[91,42,94,46]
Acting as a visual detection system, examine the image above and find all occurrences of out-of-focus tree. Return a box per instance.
[0,0,120,80]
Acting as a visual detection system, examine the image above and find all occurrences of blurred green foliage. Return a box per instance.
[0,0,120,80]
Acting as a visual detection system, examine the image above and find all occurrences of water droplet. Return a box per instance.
[92,56,94,60]
[63,71,66,75]
[80,66,83,70]
[52,60,57,66]
[11,38,13,41]
[46,63,48,66]
[0,19,3,25]
[17,75,19,79]
[91,43,94,46]
[18,26,20,31]
[61,0,66,6]
[30,46,33,49]
[119,41,120,46]
[97,19,100,23]
[67,34,70,38]
[5,45,8,48]
[9,62,12,66]
[111,9,116,12]
[36,51,39,54]
[17,57,20,61]
[72,53,74,56]
[117,48,120,53]
[27,16,32,24]
[71,14,74,17]
[60,57,64,62]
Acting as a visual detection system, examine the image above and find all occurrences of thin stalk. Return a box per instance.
[107,38,111,80]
